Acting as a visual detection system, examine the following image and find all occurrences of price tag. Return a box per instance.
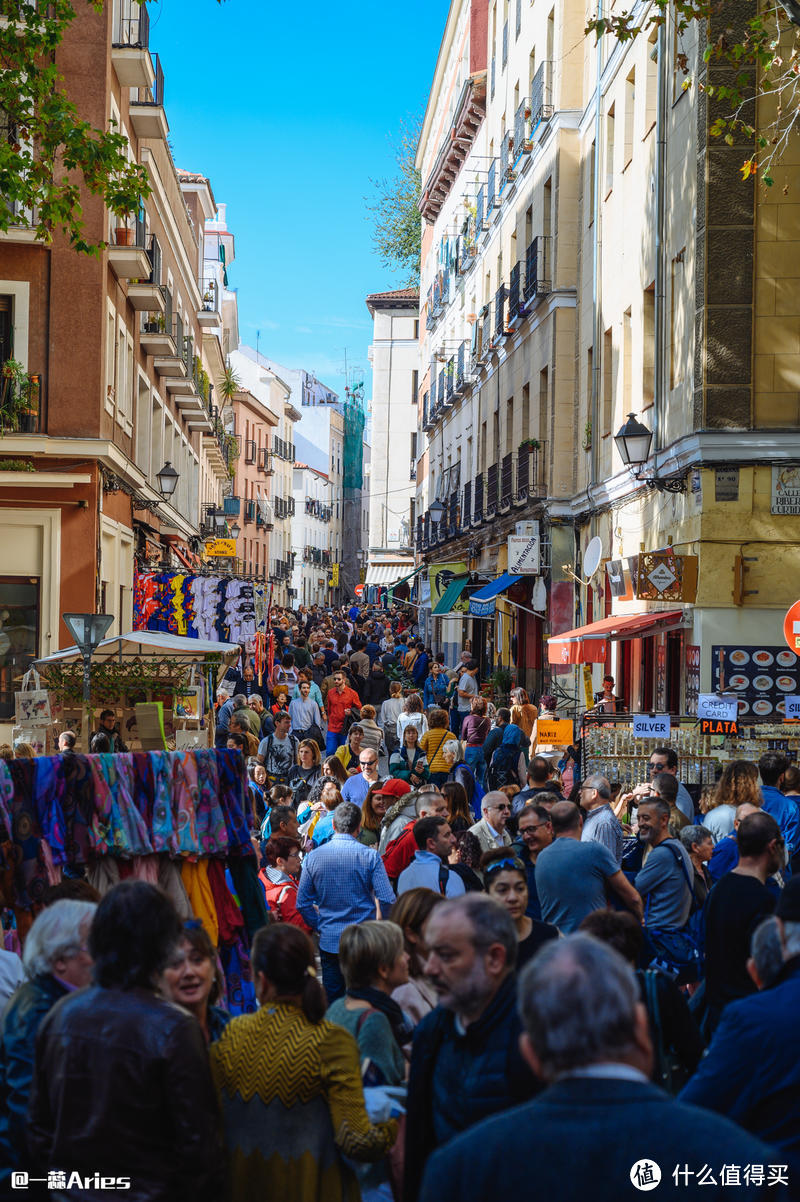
[785,696,800,720]
[632,714,671,738]
[697,694,738,722]
[700,718,739,736]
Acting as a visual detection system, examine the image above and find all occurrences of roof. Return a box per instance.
[295,462,329,480]
[36,630,241,668]
[176,168,209,184]
[366,287,420,316]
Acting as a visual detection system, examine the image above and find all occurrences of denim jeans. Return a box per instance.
[464,745,487,787]
[450,708,468,737]
[320,948,346,1003]
[325,729,347,757]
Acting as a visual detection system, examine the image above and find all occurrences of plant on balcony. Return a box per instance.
[0,359,35,432]
[582,421,592,452]
[219,362,243,404]
[0,457,34,471]
[144,311,166,334]
[518,437,541,453]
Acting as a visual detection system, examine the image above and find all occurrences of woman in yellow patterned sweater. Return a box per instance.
[210,923,398,1202]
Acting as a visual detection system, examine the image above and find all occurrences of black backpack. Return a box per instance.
[487,743,519,789]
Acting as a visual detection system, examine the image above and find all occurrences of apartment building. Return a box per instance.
[292,463,334,607]
[230,388,277,581]
[365,289,418,594]
[230,348,300,606]
[0,0,231,718]
[415,0,582,684]
[415,0,800,711]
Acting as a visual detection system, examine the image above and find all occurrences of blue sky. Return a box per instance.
[150,0,448,399]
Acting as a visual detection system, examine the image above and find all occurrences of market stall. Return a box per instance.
[32,631,240,753]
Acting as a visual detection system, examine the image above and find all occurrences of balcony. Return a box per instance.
[515,443,546,502]
[461,480,472,532]
[500,131,515,188]
[530,62,554,137]
[140,287,175,356]
[111,0,154,88]
[410,459,417,482]
[256,498,275,530]
[127,235,163,309]
[472,472,484,525]
[164,331,194,392]
[197,277,221,328]
[129,53,168,141]
[153,314,187,379]
[500,452,513,511]
[108,209,150,280]
[244,499,256,524]
[0,370,42,434]
[523,236,552,305]
[223,496,240,517]
[485,462,499,517]
[513,97,533,166]
[487,159,498,214]
[493,283,507,343]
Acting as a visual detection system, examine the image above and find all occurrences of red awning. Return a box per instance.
[547,610,685,665]
[173,545,200,572]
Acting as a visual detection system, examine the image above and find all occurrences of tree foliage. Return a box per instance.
[586,0,800,188]
[0,0,151,253]
[366,117,422,287]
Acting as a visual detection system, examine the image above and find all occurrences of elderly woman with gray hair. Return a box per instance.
[0,899,96,1187]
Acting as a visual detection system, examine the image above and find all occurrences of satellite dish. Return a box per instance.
[583,536,603,580]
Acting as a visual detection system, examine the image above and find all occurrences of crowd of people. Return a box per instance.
[1,600,799,1199]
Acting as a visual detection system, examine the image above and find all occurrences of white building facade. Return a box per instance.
[291,463,333,607]
[365,289,418,595]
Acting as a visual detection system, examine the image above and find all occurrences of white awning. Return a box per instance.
[365,563,415,586]
[35,630,241,667]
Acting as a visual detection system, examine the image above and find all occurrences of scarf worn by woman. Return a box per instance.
[347,985,415,1048]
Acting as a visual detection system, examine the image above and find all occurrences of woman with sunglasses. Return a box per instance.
[481,849,559,968]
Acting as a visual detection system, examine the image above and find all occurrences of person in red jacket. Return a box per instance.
[258,836,310,931]
[325,670,362,756]
[383,788,449,883]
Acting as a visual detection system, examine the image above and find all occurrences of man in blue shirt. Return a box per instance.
[341,748,381,807]
[296,801,395,1002]
[759,751,800,868]
[397,817,464,898]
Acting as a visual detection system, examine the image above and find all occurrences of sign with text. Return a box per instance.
[535,719,574,747]
[508,530,540,575]
[772,466,800,515]
[697,693,738,722]
[784,600,800,655]
[633,714,671,738]
[204,538,236,558]
[700,718,739,736]
[784,696,800,720]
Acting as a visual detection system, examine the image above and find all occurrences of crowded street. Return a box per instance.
[2,0,800,1197]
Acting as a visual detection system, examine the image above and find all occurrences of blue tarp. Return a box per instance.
[468,571,523,617]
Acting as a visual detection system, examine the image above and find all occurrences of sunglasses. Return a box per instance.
[360,759,377,766]
[649,762,667,772]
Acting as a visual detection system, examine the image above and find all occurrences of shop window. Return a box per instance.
[0,576,40,720]
[0,295,12,364]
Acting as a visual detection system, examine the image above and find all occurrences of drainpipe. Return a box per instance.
[653,14,668,468]
[590,1,603,492]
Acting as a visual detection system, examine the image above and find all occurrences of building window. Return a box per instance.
[0,576,39,720]
[0,295,12,364]
[602,327,613,435]
[605,104,615,196]
[624,70,635,168]
[411,369,418,404]
[643,284,655,405]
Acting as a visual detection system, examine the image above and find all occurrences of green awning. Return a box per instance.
[432,574,469,616]
[388,563,425,600]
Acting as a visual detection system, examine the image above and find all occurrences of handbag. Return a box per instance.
[642,842,703,984]
[15,668,52,727]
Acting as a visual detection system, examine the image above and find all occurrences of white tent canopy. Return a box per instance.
[35,630,241,668]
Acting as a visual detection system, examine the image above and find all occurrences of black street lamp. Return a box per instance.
[229,521,241,539]
[428,499,446,525]
[156,461,180,499]
[63,612,114,704]
[613,412,685,493]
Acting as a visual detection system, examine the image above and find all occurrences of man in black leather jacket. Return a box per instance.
[27,882,222,1202]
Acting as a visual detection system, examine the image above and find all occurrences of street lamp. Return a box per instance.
[428,499,446,524]
[156,461,180,499]
[613,412,685,493]
[229,521,241,539]
[62,612,114,704]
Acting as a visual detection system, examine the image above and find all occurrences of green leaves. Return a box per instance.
[0,0,152,253]
[366,116,422,288]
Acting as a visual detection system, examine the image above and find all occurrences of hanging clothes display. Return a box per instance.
[133,571,268,645]
[0,747,258,1015]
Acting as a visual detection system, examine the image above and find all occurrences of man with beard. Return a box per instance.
[403,894,538,1201]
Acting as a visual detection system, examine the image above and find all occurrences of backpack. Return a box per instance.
[487,743,519,790]
[642,840,704,984]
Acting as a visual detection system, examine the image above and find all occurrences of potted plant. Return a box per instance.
[582,420,593,452]
[0,359,32,431]
[518,437,541,453]
[114,219,134,246]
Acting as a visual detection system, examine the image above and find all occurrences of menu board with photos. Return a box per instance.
[712,644,799,720]
[685,645,701,716]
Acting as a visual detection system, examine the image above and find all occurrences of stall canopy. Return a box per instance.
[432,574,470,616]
[468,572,523,617]
[36,630,242,668]
[365,562,415,587]
[547,610,685,665]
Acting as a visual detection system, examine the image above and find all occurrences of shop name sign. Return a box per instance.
[205,538,236,557]
[507,530,540,575]
[784,696,800,720]
[536,719,574,746]
[700,718,739,735]
[632,714,671,738]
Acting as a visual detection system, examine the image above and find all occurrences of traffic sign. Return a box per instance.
[354,584,364,597]
[784,599,800,654]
